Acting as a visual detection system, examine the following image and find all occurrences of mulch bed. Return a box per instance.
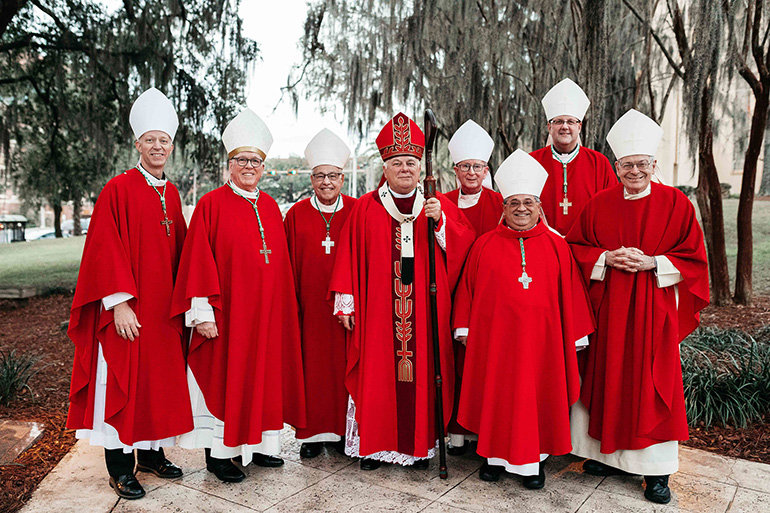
[0,293,769,512]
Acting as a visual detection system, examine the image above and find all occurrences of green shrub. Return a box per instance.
[681,326,770,428]
[0,350,41,406]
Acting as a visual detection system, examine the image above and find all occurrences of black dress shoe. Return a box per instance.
[522,460,546,490]
[108,474,146,500]
[206,458,246,483]
[360,458,382,470]
[328,439,347,456]
[644,475,671,504]
[447,443,467,456]
[412,458,430,470]
[136,458,183,479]
[479,462,504,482]
[582,459,632,476]
[252,453,285,467]
[300,442,323,459]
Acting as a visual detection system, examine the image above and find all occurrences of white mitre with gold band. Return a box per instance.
[222,108,273,160]
[606,109,664,159]
[542,78,590,121]
[129,87,179,141]
[448,120,495,164]
[304,128,351,170]
[494,149,548,199]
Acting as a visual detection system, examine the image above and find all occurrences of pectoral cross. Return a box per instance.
[159,197,172,236]
[260,240,272,264]
[518,270,532,290]
[559,196,573,215]
[322,234,335,254]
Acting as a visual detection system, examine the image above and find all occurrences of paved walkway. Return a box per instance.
[20,427,770,512]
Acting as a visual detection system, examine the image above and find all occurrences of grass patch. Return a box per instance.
[681,326,770,428]
[0,237,85,292]
[716,198,770,296]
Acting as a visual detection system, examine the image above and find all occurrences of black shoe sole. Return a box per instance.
[206,467,246,483]
[109,480,146,500]
[135,464,183,479]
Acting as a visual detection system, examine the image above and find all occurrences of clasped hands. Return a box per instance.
[605,246,656,273]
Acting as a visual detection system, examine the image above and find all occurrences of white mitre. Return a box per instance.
[222,108,274,159]
[494,149,548,199]
[448,120,494,164]
[606,109,663,159]
[304,129,351,170]
[129,87,179,141]
[541,78,590,121]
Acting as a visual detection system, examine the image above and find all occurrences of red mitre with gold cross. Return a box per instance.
[376,112,425,161]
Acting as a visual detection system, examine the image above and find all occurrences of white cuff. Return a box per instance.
[591,251,608,281]
[575,335,589,351]
[102,292,133,310]
[654,256,683,288]
[334,292,355,315]
[185,297,215,327]
[434,212,447,252]
[454,327,469,339]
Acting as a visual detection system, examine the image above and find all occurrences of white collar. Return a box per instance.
[624,183,652,200]
[136,162,167,186]
[311,194,344,213]
[228,180,259,199]
[551,144,580,164]
[389,187,417,198]
[458,189,482,209]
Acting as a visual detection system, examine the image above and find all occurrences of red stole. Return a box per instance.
[453,221,594,463]
[566,183,709,452]
[284,196,356,439]
[530,146,617,235]
[171,186,306,446]
[67,168,192,444]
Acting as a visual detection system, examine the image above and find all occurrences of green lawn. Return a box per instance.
[0,197,768,297]
[0,236,86,292]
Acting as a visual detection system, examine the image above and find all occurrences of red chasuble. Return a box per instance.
[530,146,617,236]
[444,187,503,237]
[171,186,306,447]
[328,191,475,457]
[285,195,356,439]
[453,221,594,464]
[566,183,709,453]
[443,186,502,437]
[67,168,192,444]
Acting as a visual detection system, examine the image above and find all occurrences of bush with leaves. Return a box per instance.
[0,349,41,406]
[681,327,770,428]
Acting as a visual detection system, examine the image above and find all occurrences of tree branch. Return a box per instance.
[621,0,685,79]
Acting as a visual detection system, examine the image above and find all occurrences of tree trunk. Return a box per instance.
[579,0,608,148]
[760,121,770,195]
[53,203,63,238]
[696,81,731,305]
[734,82,770,305]
[72,196,82,236]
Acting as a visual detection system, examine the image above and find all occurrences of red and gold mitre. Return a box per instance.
[375,112,425,161]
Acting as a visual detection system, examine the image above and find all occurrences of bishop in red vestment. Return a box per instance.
[329,113,476,470]
[285,129,356,459]
[443,119,502,453]
[67,88,191,500]
[566,110,709,505]
[171,109,306,483]
[531,78,617,235]
[453,149,594,488]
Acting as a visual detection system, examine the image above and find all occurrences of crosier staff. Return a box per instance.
[423,109,448,479]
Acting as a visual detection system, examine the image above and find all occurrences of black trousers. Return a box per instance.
[104,447,165,477]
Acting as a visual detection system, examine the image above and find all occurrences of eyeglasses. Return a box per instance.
[549,119,581,127]
[142,136,172,146]
[456,163,487,173]
[311,172,342,181]
[504,199,538,209]
[619,160,653,171]
[231,157,264,168]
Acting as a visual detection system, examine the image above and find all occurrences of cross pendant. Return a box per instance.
[321,234,335,254]
[160,215,173,236]
[518,270,532,290]
[260,240,272,264]
[559,196,572,215]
